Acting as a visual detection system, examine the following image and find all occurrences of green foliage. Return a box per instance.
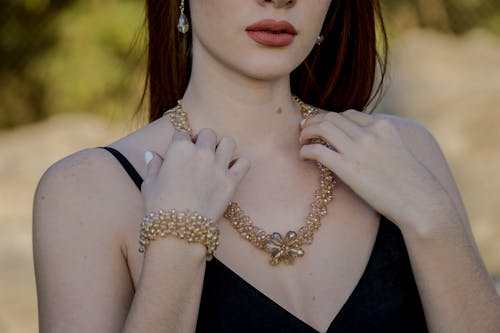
[383,0,500,36]
[0,0,75,127]
[30,0,146,120]
[0,0,146,128]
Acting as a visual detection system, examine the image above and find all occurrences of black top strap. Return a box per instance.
[99,146,144,190]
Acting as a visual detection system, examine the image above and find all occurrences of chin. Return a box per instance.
[230,56,301,81]
[235,43,311,81]
[241,65,294,81]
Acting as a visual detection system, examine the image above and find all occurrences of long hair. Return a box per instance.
[143,1,388,122]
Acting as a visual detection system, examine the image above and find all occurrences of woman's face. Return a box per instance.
[189,0,332,80]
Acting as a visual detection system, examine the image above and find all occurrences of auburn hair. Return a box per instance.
[143,1,388,122]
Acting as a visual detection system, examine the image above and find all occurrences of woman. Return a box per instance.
[33,0,500,332]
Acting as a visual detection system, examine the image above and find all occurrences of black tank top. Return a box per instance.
[100,146,428,332]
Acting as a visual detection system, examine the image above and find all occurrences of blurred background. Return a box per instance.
[1,0,499,331]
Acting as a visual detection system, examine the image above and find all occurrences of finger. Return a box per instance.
[300,113,322,129]
[195,128,218,151]
[170,131,192,145]
[341,109,375,127]
[299,121,351,153]
[228,157,251,183]
[215,136,237,168]
[299,144,345,175]
[142,150,163,191]
[303,112,364,140]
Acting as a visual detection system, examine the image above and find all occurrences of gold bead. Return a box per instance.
[138,208,219,259]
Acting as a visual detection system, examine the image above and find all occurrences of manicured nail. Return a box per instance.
[300,119,307,128]
[144,151,153,165]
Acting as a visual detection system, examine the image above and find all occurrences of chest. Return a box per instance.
[126,158,380,332]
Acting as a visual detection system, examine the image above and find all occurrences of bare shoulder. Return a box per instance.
[36,114,176,206]
[373,113,432,140]
[373,113,445,169]
[38,147,127,191]
[36,146,141,209]
[373,113,471,229]
[33,116,176,268]
[34,147,143,252]
[34,115,178,245]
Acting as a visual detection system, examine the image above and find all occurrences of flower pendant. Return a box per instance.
[264,231,305,265]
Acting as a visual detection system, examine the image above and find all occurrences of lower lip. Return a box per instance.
[246,31,296,47]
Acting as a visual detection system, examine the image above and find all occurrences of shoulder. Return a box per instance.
[373,113,431,140]
[321,108,442,163]
[36,147,140,207]
[34,146,140,228]
[33,144,147,250]
[33,114,178,245]
[38,147,121,189]
[37,114,176,198]
[372,113,444,168]
[372,112,470,227]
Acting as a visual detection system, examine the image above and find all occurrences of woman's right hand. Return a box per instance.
[141,128,251,223]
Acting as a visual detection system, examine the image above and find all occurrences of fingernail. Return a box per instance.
[144,151,153,165]
[300,119,307,128]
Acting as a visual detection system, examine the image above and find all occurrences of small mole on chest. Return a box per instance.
[276,107,283,114]
[312,295,316,301]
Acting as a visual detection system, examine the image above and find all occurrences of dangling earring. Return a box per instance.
[316,35,324,46]
[177,0,190,34]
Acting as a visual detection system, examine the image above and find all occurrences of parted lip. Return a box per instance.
[245,19,297,35]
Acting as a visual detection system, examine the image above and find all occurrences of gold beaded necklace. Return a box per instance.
[163,97,336,266]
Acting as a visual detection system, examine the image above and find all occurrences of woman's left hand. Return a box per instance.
[299,110,459,236]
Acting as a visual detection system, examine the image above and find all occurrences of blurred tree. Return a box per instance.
[0,0,145,129]
[383,0,500,35]
[28,0,146,123]
[0,0,75,127]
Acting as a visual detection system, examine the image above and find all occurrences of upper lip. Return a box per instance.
[245,19,297,35]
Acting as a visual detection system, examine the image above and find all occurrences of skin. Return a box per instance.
[33,0,500,332]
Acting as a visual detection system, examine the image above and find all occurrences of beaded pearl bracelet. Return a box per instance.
[139,208,220,261]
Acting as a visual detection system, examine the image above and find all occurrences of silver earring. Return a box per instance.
[177,0,190,34]
[316,35,324,46]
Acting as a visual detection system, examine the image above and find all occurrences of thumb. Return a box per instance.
[143,150,163,187]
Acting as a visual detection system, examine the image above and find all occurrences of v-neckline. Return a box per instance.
[207,215,385,333]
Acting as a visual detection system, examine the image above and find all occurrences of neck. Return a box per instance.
[181,44,303,156]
